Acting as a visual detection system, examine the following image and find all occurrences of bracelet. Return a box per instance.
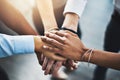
[81,48,94,67]
[48,27,77,35]
[60,27,77,34]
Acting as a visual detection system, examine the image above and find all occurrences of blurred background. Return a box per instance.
[0,0,120,80]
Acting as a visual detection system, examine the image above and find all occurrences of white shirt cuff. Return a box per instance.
[63,0,87,18]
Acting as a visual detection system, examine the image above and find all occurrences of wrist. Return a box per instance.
[34,36,43,52]
[80,47,89,61]
[60,27,77,34]
[45,26,58,32]
[62,13,79,32]
[80,48,94,63]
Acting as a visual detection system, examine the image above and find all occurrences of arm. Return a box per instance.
[62,13,79,32]
[85,50,120,70]
[39,0,87,58]
[62,0,87,32]
[35,0,58,32]
[41,31,120,70]
[61,0,120,70]
[0,33,43,58]
[0,0,37,35]
[35,0,67,75]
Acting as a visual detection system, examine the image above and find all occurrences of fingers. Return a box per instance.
[45,32,65,44]
[36,52,45,65]
[51,30,75,38]
[42,57,48,70]
[68,60,78,70]
[43,45,61,53]
[52,61,63,75]
[40,54,45,63]
[49,30,65,37]
[39,54,45,65]
[63,60,78,71]
[43,60,63,75]
[51,54,66,61]
[44,59,54,75]
[42,51,66,61]
[41,36,64,49]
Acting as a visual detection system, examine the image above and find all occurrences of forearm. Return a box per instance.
[34,36,44,52]
[62,0,87,32]
[36,0,57,32]
[0,33,35,58]
[62,13,79,32]
[0,33,45,58]
[0,0,37,35]
[84,49,120,70]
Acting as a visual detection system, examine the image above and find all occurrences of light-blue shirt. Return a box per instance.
[0,33,34,58]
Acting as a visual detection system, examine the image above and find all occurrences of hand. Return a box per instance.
[42,57,63,75]
[42,58,78,75]
[34,36,66,61]
[63,59,78,71]
[36,52,45,65]
[41,30,88,61]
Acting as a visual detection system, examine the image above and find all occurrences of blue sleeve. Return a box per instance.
[0,33,35,58]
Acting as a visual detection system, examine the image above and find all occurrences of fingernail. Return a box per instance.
[43,45,47,48]
[45,33,49,37]
[41,36,45,39]
[70,67,74,70]
[45,32,49,34]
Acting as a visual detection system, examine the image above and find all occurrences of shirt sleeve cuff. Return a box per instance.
[63,0,87,17]
[11,35,35,54]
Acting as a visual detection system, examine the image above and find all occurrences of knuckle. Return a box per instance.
[56,63,62,68]
[52,48,57,52]
[51,55,56,60]
[56,49,61,53]
[64,33,70,37]
[58,45,63,51]
[55,31,59,35]
[47,46,51,50]
[51,48,57,52]
[48,47,52,51]
[50,39,54,42]
[62,37,67,43]
[48,61,53,65]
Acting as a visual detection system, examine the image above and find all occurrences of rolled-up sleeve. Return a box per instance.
[0,34,34,58]
[63,0,87,17]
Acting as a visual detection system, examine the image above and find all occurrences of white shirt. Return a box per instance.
[64,0,120,17]
[63,0,87,17]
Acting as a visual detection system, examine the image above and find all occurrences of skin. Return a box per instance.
[0,1,65,75]
[0,0,37,35]
[41,30,120,70]
[35,1,65,76]
[35,0,80,75]
[0,0,80,75]
[62,13,79,32]
[0,0,47,64]
[0,0,65,59]
[41,30,87,60]
[35,0,58,31]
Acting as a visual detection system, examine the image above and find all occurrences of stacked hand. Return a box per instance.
[41,30,88,61]
[34,30,79,75]
[41,58,78,75]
